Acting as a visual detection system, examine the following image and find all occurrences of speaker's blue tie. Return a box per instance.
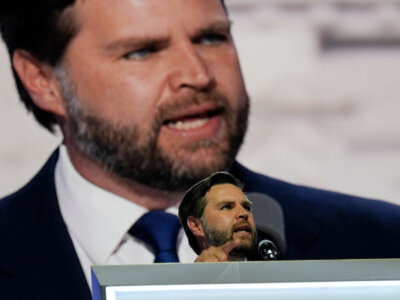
[129,210,181,263]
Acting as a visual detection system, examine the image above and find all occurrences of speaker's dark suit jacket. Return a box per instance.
[1,150,400,299]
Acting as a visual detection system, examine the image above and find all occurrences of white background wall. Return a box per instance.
[1,0,400,204]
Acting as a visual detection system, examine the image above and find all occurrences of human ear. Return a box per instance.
[12,49,66,116]
[187,216,205,238]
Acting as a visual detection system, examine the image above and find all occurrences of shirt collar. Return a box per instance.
[55,145,149,264]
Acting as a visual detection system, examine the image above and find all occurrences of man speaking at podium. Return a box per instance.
[179,172,258,262]
[1,0,400,299]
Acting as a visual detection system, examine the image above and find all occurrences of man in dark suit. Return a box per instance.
[1,0,400,299]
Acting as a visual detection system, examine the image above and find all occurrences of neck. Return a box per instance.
[64,141,184,210]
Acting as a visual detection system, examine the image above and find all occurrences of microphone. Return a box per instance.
[246,193,286,260]
[258,239,278,261]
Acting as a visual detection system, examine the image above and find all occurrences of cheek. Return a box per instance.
[65,45,165,124]
[249,217,256,231]
[70,66,161,124]
[211,213,234,231]
[211,52,246,106]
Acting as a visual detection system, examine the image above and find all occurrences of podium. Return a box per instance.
[92,259,400,300]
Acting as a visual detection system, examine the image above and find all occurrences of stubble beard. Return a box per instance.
[200,219,257,258]
[55,66,249,192]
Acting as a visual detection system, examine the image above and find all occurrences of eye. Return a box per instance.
[197,34,228,46]
[243,203,252,212]
[221,204,232,210]
[123,47,156,60]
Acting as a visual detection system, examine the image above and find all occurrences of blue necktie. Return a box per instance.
[129,210,181,263]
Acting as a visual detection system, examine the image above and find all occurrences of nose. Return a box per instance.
[236,206,249,221]
[168,43,216,92]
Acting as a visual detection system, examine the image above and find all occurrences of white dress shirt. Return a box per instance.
[55,145,197,290]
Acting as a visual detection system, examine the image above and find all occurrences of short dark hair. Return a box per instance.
[0,0,226,133]
[0,0,78,132]
[178,171,243,254]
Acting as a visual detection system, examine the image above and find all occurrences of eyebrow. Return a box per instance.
[192,19,232,39]
[216,200,234,207]
[242,200,253,206]
[103,19,232,54]
[216,199,253,207]
[104,35,170,54]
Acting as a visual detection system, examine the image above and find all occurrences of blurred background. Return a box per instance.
[1,0,400,204]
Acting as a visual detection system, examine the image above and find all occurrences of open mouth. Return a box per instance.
[233,224,252,234]
[163,107,224,131]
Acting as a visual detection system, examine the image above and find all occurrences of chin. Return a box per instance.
[230,244,254,258]
[171,150,232,174]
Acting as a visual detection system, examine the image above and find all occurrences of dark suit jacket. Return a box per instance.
[1,150,400,299]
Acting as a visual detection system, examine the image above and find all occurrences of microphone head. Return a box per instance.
[246,193,286,259]
[258,239,279,261]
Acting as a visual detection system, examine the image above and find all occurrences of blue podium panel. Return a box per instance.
[92,259,400,300]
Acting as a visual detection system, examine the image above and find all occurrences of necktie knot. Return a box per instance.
[129,210,181,263]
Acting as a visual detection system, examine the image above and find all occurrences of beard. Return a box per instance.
[55,66,249,191]
[201,219,257,258]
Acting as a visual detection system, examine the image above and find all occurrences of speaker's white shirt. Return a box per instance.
[55,145,196,290]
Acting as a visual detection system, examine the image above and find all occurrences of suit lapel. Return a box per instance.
[1,149,91,299]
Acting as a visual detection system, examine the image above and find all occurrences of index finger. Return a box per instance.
[221,239,240,254]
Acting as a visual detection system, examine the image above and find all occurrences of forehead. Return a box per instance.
[205,183,247,205]
[71,0,227,40]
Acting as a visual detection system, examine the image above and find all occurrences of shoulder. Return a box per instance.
[231,161,400,216]
[0,150,59,216]
[0,150,90,297]
[231,161,400,259]
[0,150,59,259]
